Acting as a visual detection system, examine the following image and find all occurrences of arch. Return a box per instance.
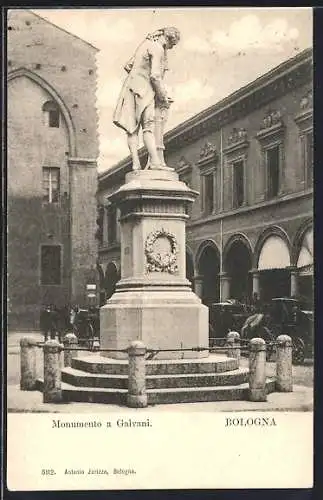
[42,100,59,112]
[195,239,220,273]
[223,232,253,267]
[296,227,313,270]
[258,237,290,270]
[291,218,313,267]
[254,226,291,270]
[195,239,221,305]
[223,233,253,302]
[8,67,76,156]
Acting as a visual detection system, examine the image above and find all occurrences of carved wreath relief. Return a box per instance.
[145,228,178,274]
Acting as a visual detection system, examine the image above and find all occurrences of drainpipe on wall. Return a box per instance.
[219,127,224,302]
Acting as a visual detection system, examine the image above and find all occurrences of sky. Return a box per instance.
[33,8,313,172]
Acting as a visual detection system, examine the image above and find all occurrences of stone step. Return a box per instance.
[35,379,127,405]
[147,379,276,405]
[61,366,249,389]
[36,378,276,405]
[71,354,239,376]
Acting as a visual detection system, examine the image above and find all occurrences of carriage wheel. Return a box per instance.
[292,337,305,365]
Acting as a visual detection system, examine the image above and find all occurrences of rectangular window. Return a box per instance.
[43,167,60,203]
[233,160,244,208]
[41,245,61,285]
[266,146,280,198]
[203,173,214,215]
[107,205,117,244]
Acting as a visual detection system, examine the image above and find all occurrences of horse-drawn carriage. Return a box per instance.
[209,297,313,364]
[40,305,100,349]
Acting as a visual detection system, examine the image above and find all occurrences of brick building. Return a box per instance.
[7,10,99,330]
[97,48,313,310]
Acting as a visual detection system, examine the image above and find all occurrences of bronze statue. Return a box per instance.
[113,27,181,170]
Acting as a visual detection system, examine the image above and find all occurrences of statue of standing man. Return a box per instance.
[113,27,181,170]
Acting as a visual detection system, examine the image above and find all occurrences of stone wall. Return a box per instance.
[7,10,99,329]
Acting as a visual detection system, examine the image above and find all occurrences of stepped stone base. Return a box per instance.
[36,353,277,406]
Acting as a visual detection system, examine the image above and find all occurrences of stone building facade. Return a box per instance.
[7,10,99,329]
[97,48,313,310]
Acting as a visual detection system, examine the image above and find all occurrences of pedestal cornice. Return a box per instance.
[109,169,199,221]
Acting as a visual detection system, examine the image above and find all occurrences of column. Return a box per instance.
[290,267,299,297]
[251,269,260,297]
[219,272,231,301]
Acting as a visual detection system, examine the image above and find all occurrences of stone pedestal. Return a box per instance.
[100,169,209,359]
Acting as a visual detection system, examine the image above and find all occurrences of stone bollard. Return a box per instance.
[20,337,37,390]
[226,331,240,364]
[276,335,293,392]
[43,339,63,403]
[63,333,78,368]
[248,338,267,402]
[92,337,100,350]
[127,341,148,408]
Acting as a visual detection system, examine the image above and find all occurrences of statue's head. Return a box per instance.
[162,26,181,49]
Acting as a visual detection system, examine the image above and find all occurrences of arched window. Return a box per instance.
[42,100,60,128]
